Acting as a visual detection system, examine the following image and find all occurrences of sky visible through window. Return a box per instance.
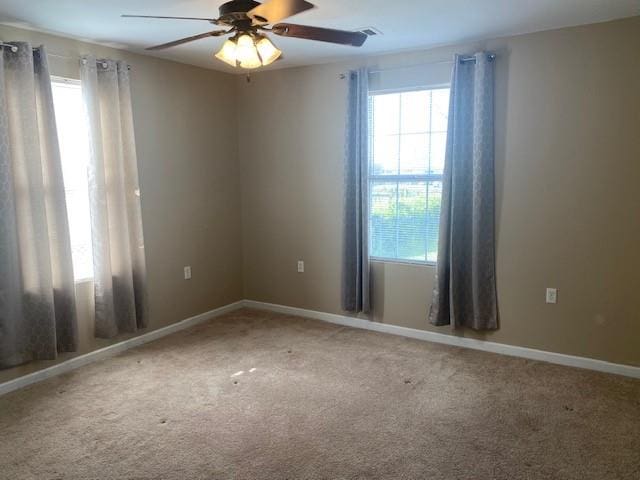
[51,80,94,281]
[369,88,449,263]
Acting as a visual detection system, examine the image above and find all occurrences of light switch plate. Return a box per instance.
[184,266,192,280]
[546,288,557,304]
[297,260,304,273]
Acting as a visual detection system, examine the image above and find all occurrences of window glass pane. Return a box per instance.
[431,89,450,132]
[399,133,429,175]
[429,131,447,175]
[52,80,94,281]
[426,181,442,263]
[370,181,398,259]
[372,93,399,136]
[400,90,429,134]
[372,134,399,175]
[368,87,449,264]
[396,182,427,262]
[52,83,88,190]
[64,189,94,280]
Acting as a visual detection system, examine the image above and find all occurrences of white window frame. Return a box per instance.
[368,84,450,266]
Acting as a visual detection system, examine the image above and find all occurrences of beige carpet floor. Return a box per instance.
[0,308,639,480]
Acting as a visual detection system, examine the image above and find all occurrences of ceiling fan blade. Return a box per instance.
[272,23,367,47]
[122,14,218,23]
[248,0,315,25]
[146,30,229,51]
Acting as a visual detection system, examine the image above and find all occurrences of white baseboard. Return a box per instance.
[242,300,640,380]
[0,300,245,396]
[2,298,638,397]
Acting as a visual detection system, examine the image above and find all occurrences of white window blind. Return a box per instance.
[51,78,94,281]
[369,88,450,263]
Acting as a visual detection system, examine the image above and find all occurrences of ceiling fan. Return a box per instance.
[123,0,368,69]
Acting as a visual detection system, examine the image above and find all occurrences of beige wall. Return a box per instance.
[238,17,640,367]
[0,25,243,382]
[1,17,638,384]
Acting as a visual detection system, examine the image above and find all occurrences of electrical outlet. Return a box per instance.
[546,288,557,304]
[297,260,304,273]
[184,266,192,280]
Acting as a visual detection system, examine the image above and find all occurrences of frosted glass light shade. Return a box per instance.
[236,34,262,69]
[256,37,281,66]
[215,40,238,67]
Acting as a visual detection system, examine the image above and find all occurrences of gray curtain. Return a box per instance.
[341,68,371,314]
[0,43,78,368]
[429,52,498,330]
[80,56,148,338]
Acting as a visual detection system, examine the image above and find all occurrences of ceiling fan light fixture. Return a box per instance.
[215,39,238,67]
[127,0,369,67]
[256,36,281,66]
[214,31,282,69]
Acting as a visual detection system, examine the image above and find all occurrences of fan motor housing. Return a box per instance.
[218,0,261,25]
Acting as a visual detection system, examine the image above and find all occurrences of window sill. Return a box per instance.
[370,257,436,268]
[74,277,94,285]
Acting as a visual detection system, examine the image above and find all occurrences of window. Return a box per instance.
[369,88,449,264]
[51,78,93,281]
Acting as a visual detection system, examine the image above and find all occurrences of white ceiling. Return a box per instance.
[0,0,637,73]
